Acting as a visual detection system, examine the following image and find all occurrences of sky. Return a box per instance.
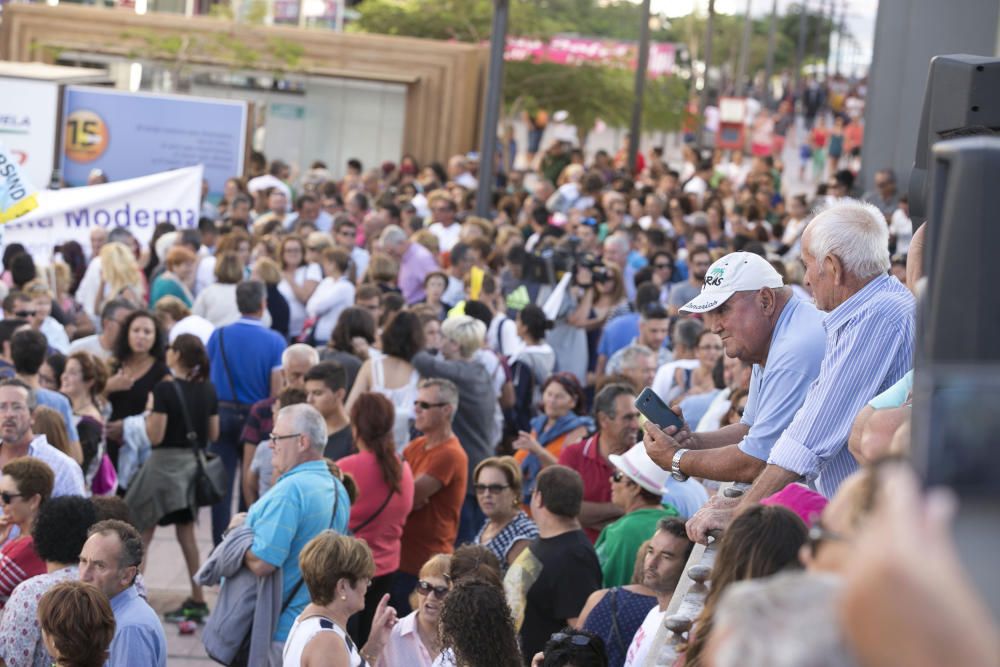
[648,0,877,76]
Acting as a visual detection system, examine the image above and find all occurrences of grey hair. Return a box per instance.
[379,224,408,249]
[673,317,704,351]
[806,199,891,280]
[282,343,320,367]
[441,315,486,359]
[618,344,656,370]
[712,572,857,667]
[236,280,266,315]
[0,378,37,410]
[592,383,634,420]
[279,403,328,454]
[603,232,630,255]
[419,378,459,421]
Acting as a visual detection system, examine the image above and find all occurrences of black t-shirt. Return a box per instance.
[109,360,170,421]
[151,378,219,449]
[325,424,354,460]
[506,529,602,662]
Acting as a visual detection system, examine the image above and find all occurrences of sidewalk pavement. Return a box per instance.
[145,506,217,666]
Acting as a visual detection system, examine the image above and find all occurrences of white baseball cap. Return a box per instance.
[609,443,670,495]
[680,252,784,314]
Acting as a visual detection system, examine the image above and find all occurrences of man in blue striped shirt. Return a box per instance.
[688,199,914,542]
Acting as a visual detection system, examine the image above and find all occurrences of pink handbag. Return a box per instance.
[91,453,118,496]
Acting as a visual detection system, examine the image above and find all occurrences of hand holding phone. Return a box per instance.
[635,388,685,431]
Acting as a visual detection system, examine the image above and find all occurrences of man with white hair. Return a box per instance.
[379,224,439,304]
[237,402,350,664]
[687,200,914,542]
[643,251,825,486]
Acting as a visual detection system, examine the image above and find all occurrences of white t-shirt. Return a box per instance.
[623,605,667,667]
[652,359,701,405]
[306,276,355,343]
[169,315,215,346]
[429,222,462,253]
[889,209,913,255]
[278,263,323,337]
[68,334,112,360]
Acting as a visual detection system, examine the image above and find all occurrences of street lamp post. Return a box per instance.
[764,0,778,107]
[475,0,509,219]
[628,0,653,175]
[735,0,753,96]
[794,0,809,94]
[698,0,716,142]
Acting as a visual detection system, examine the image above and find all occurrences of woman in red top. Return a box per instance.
[339,392,415,645]
[0,457,54,608]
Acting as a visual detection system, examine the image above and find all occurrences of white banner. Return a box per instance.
[2,165,203,262]
[0,78,59,189]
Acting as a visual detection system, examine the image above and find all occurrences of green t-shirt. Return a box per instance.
[150,275,192,308]
[594,505,679,588]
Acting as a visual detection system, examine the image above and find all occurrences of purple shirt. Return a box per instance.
[400,242,440,304]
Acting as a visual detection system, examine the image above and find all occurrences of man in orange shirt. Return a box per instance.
[392,378,468,615]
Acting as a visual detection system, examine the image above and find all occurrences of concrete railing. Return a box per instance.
[643,483,747,666]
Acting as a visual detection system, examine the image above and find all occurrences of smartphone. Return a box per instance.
[635,388,685,431]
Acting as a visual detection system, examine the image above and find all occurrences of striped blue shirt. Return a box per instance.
[768,274,915,497]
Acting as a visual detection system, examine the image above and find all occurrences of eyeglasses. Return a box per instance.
[416,580,450,598]
[611,470,627,483]
[414,400,448,410]
[474,483,510,495]
[13,310,36,318]
[268,432,301,445]
[0,492,24,504]
[808,523,847,555]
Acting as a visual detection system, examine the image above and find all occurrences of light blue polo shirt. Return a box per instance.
[246,459,350,641]
[738,297,827,461]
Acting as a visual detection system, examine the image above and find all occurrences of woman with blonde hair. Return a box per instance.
[283,532,397,667]
[378,554,451,667]
[95,243,143,314]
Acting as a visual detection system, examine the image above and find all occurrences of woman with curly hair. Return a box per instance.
[439,579,522,667]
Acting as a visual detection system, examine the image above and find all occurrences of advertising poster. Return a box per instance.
[60,87,246,199]
[0,78,60,188]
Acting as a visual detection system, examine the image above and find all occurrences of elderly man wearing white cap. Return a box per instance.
[594,443,679,588]
[643,251,826,515]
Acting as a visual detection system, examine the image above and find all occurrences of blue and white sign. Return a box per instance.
[60,86,246,200]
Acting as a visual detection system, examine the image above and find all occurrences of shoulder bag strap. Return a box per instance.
[280,471,343,614]
[353,487,394,533]
[218,327,238,403]
[168,379,200,453]
[609,587,628,656]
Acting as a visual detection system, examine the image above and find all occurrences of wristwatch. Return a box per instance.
[671,448,690,482]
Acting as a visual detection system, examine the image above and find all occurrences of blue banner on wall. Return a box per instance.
[60,86,247,201]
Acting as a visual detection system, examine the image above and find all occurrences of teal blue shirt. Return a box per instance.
[246,459,350,641]
[149,275,192,308]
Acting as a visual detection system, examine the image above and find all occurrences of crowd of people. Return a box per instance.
[0,85,995,667]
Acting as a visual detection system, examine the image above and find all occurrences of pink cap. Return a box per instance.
[761,483,828,526]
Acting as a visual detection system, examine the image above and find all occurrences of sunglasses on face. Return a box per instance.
[550,632,598,650]
[0,492,24,504]
[474,483,510,495]
[414,400,448,410]
[14,310,36,318]
[416,580,449,598]
[654,263,673,270]
[611,470,627,483]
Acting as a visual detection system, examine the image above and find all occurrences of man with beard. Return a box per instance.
[668,246,713,315]
[622,518,694,667]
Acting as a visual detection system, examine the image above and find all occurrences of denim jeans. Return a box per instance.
[210,402,251,546]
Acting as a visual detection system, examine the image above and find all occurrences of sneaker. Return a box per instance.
[164,598,209,623]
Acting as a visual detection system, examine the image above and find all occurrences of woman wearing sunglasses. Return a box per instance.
[0,457,54,609]
[472,457,538,571]
[377,554,450,667]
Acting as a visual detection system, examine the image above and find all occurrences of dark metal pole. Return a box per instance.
[763,0,778,108]
[811,0,826,82]
[735,0,753,96]
[475,0,509,218]
[794,0,808,94]
[627,0,652,174]
[697,0,716,140]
